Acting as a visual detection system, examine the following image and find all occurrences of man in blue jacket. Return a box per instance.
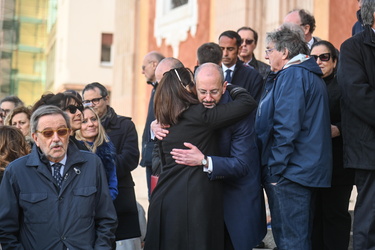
[0,105,117,249]
[256,24,332,250]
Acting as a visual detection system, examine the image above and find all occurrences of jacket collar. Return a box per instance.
[363,25,375,47]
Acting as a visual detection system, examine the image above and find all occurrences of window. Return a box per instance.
[101,33,113,65]
[172,0,188,8]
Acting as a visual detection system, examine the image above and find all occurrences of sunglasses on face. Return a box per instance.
[311,53,331,62]
[65,105,84,114]
[241,39,254,45]
[36,128,70,138]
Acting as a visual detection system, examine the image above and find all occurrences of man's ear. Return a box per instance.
[222,81,228,94]
[282,48,289,60]
[103,95,110,105]
[32,133,39,147]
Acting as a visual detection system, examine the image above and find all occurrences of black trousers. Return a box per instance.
[353,169,375,250]
[312,185,353,250]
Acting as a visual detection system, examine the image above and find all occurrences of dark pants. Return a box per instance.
[312,185,353,250]
[146,165,152,199]
[353,169,375,250]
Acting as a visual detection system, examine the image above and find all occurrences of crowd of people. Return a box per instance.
[0,0,374,249]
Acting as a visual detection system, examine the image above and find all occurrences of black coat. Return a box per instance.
[338,25,375,170]
[324,73,354,185]
[101,106,141,240]
[140,85,156,167]
[231,59,264,102]
[248,55,271,81]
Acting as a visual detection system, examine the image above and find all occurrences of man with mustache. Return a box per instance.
[0,105,117,249]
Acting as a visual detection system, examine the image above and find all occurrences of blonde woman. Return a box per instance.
[76,107,118,200]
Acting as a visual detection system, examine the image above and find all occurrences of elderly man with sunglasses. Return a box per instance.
[237,26,271,81]
[0,105,117,249]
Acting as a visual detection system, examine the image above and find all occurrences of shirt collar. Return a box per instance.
[49,155,67,167]
[222,63,236,72]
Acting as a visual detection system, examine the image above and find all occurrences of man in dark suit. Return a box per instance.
[218,30,264,102]
[154,47,266,249]
[140,51,164,198]
[82,82,140,249]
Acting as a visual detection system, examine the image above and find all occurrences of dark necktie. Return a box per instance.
[52,163,63,189]
[225,69,232,83]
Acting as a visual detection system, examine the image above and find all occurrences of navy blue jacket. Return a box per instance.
[0,144,117,249]
[256,56,332,187]
[209,91,266,249]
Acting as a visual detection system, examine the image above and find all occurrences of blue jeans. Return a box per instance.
[265,176,315,250]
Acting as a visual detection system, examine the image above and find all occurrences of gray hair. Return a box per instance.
[30,105,71,134]
[194,63,224,85]
[266,24,309,59]
[361,0,375,26]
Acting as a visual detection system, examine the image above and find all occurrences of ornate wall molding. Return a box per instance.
[154,0,198,57]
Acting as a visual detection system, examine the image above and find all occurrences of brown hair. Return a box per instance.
[4,106,32,126]
[154,67,199,126]
[0,126,30,172]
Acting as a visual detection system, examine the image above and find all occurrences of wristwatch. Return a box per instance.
[201,156,208,166]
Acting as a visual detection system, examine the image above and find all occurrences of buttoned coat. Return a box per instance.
[0,144,117,249]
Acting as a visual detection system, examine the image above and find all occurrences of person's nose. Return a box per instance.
[16,123,22,129]
[222,48,228,57]
[204,93,213,102]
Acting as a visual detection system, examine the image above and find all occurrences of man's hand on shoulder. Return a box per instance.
[171,142,204,166]
[151,120,170,140]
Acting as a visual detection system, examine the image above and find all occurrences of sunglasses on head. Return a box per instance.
[65,105,84,114]
[241,39,254,45]
[36,128,70,138]
[311,53,331,62]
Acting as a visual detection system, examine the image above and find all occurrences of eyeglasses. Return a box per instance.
[36,128,70,138]
[241,39,254,45]
[265,48,275,56]
[64,105,84,114]
[82,97,105,105]
[0,108,11,116]
[311,53,331,62]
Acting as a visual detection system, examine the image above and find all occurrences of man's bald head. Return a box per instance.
[155,57,184,83]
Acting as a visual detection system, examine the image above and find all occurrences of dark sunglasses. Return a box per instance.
[82,97,104,105]
[241,39,254,45]
[65,105,84,114]
[311,53,331,62]
[36,128,70,138]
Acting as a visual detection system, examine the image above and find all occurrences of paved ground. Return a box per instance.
[132,165,357,250]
